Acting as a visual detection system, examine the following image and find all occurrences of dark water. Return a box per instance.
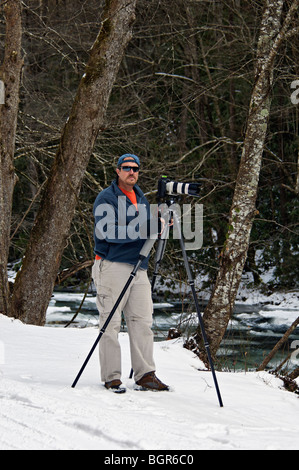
[47,291,299,372]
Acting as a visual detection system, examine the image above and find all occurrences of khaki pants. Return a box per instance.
[92,259,156,383]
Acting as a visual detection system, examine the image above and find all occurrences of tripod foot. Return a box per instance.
[104,380,126,394]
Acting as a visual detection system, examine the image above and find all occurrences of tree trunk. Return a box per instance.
[0,0,23,316]
[196,0,299,362]
[11,0,137,325]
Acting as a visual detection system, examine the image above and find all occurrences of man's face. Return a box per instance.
[116,158,139,190]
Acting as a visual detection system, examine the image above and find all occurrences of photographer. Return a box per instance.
[92,154,169,393]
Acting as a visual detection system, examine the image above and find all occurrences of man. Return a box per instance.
[92,154,169,393]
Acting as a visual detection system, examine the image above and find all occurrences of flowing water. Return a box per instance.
[47,290,299,372]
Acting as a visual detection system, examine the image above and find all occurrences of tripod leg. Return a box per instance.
[71,239,157,389]
[173,212,223,407]
[72,271,136,388]
[151,236,168,292]
[187,276,223,407]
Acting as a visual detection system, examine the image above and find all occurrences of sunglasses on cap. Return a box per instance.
[120,166,140,173]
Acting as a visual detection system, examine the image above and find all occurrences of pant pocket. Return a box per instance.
[92,259,103,290]
[97,287,114,314]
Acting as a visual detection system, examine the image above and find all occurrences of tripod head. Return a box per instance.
[157,175,201,202]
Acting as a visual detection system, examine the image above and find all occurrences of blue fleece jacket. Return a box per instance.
[93,180,158,269]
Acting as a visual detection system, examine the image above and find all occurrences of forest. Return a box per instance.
[0,0,298,371]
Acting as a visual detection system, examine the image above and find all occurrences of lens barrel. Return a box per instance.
[165,181,200,196]
[157,176,201,199]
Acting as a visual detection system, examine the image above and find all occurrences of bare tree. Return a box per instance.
[0,0,23,316]
[196,0,299,362]
[11,0,137,325]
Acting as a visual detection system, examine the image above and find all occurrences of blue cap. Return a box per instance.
[117,154,140,167]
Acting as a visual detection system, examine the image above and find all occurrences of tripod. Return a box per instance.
[150,200,223,407]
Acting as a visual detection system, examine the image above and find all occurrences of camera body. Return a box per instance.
[157,176,201,199]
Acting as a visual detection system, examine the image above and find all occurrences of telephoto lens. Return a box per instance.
[165,181,201,196]
[157,176,201,198]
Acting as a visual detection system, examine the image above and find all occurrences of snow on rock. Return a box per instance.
[0,314,298,450]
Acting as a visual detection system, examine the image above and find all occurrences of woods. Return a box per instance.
[0,0,298,374]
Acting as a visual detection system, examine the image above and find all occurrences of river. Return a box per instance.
[46,288,299,373]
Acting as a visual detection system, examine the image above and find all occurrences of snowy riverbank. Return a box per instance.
[0,313,298,450]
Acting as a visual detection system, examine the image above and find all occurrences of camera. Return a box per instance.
[157,176,201,199]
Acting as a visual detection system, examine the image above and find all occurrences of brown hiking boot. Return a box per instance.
[136,372,169,391]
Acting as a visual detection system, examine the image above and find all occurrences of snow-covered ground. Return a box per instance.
[0,312,298,451]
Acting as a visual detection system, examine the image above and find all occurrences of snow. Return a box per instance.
[0,313,298,451]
